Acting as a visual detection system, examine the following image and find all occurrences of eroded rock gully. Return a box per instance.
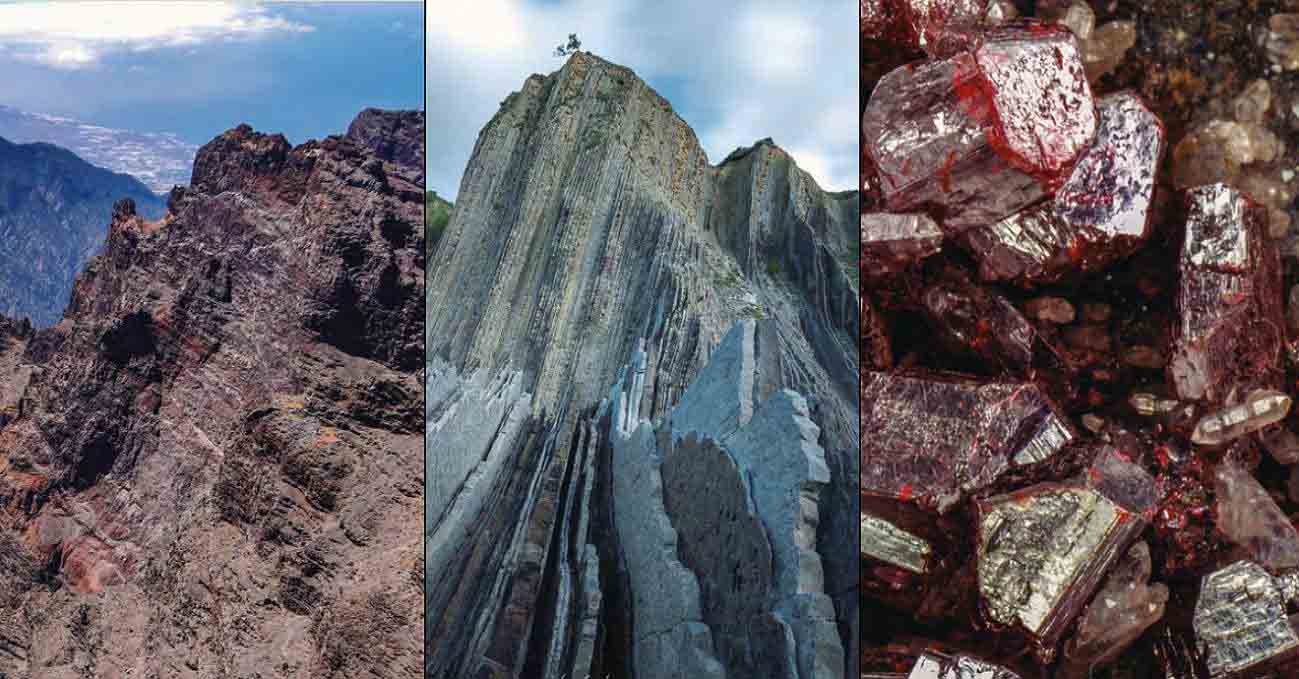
[0,109,425,678]
[426,52,859,679]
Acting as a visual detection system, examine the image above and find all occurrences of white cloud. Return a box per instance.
[426,0,856,199]
[0,2,313,69]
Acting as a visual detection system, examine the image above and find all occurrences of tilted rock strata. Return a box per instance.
[426,52,859,678]
[0,109,425,678]
[608,321,843,679]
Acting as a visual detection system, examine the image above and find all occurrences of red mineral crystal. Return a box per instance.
[862,0,995,57]
[863,212,945,277]
[964,92,1165,282]
[861,370,1075,513]
[1168,184,1285,405]
[862,22,1096,231]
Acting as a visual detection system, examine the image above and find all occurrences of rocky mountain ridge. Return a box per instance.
[0,137,164,327]
[0,108,424,678]
[426,52,858,679]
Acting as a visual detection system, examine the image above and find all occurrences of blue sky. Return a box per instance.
[0,2,423,150]
[427,0,857,200]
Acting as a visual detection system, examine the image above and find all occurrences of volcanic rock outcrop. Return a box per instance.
[0,109,424,678]
[426,52,859,679]
[0,137,165,326]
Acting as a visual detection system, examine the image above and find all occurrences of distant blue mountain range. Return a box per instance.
[0,105,196,195]
[0,136,164,326]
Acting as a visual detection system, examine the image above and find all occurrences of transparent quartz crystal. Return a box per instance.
[1191,389,1292,446]
[1214,463,1299,572]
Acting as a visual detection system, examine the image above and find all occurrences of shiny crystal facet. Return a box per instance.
[1193,560,1299,677]
[862,211,945,276]
[863,23,1095,231]
[861,513,933,574]
[862,371,1074,512]
[965,92,1164,282]
[976,483,1141,652]
[861,0,993,56]
[1191,389,1293,446]
[1214,463,1299,572]
[973,23,1096,183]
[1169,185,1284,404]
[907,651,1022,679]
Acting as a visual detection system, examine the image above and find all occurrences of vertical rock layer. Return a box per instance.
[426,53,859,678]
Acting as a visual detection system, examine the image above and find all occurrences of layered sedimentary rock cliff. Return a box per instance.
[427,52,859,679]
[0,110,425,678]
[0,137,164,326]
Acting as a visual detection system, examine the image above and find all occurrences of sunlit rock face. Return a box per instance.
[426,52,859,679]
[0,109,426,678]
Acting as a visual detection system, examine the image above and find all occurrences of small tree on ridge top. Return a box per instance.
[554,34,581,57]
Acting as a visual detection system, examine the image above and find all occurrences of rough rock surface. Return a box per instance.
[0,137,164,326]
[0,109,425,678]
[609,322,843,679]
[426,52,859,678]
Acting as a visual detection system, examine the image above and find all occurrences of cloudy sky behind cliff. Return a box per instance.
[428,0,857,199]
[0,2,423,149]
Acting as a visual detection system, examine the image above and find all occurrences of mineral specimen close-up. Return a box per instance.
[1168,185,1285,405]
[862,21,1096,231]
[861,371,1075,513]
[963,91,1165,283]
[864,3,1299,677]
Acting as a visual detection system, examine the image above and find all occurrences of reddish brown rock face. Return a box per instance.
[0,110,424,677]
